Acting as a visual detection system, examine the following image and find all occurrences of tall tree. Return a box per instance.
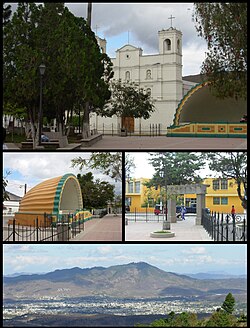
[72,152,122,182]
[222,293,235,314]
[77,172,115,209]
[194,3,247,99]
[205,152,247,209]
[98,81,155,128]
[145,152,205,190]
[3,3,112,147]
[3,2,12,26]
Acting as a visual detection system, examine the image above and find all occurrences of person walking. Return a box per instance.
[181,205,187,220]
[231,205,236,220]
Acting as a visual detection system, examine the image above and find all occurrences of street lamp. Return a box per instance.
[38,63,46,146]
[160,164,170,230]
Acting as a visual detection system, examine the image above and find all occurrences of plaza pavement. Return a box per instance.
[81,135,247,150]
[125,215,212,241]
[71,214,122,241]
[5,135,246,150]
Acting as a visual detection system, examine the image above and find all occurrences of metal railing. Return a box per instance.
[126,208,167,222]
[92,123,164,136]
[201,210,247,241]
[3,214,84,242]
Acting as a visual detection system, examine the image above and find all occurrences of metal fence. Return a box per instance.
[126,208,168,222]
[201,210,247,241]
[93,123,164,136]
[3,214,84,242]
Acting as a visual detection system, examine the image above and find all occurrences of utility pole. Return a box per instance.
[87,2,92,26]
[82,2,93,139]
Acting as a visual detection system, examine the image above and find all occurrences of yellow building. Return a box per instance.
[185,178,244,214]
[126,177,244,214]
[125,178,160,213]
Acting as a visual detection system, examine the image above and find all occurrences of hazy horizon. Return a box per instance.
[3,244,247,276]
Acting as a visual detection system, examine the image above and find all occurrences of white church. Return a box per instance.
[91,27,196,135]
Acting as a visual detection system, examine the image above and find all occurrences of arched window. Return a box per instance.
[125,71,130,81]
[146,69,152,80]
[146,88,151,96]
[177,39,180,53]
[164,38,171,52]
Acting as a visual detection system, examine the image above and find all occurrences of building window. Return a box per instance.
[146,88,151,96]
[177,39,180,53]
[213,197,220,205]
[221,197,228,205]
[164,38,171,51]
[146,69,152,79]
[220,179,228,190]
[125,71,130,81]
[135,181,141,193]
[126,197,132,206]
[128,182,133,193]
[212,180,220,190]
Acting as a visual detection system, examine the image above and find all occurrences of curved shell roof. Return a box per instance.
[18,173,83,215]
[173,82,247,126]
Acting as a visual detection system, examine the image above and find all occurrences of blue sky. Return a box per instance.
[3,152,122,197]
[3,244,247,276]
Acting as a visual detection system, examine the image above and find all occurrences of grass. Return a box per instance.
[153,230,172,233]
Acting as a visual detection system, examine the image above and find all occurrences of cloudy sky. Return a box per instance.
[3,244,247,276]
[126,152,218,179]
[7,2,207,76]
[3,152,121,197]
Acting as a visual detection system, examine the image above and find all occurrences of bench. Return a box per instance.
[80,133,103,147]
[21,141,60,150]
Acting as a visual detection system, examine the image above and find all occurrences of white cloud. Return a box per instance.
[182,247,207,255]
[96,245,114,255]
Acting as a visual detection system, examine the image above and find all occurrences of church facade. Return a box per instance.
[91,28,195,135]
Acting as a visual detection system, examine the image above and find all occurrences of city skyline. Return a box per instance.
[3,244,247,276]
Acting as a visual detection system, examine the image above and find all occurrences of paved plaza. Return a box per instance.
[72,214,122,241]
[5,135,247,150]
[125,215,212,241]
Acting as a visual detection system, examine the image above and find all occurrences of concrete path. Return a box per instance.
[125,215,212,241]
[80,135,247,150]
[4,135,246,150]
[71,214,122,241]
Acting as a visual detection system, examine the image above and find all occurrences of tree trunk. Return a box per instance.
[82,101,90,139]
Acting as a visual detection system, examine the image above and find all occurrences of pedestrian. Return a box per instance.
[231,205,236,220]
[181,205,187,220]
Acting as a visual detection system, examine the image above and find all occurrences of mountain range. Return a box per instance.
[3,262,247,300]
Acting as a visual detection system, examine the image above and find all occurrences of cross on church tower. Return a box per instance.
[168,14,175,28]
[95,24,99,35]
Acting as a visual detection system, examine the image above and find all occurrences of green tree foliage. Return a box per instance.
[3,2,12,26]
[2,171,11,202]
[72,152,122,182]
[194,3,247,99]
[77,173,115,209]
[205,309,237,327]
[3,3,113,147]
[98,81,155,125]
[205,152,247,209]
[125,153,136,180]
[221,293,235,314]
[145,152,205,190]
